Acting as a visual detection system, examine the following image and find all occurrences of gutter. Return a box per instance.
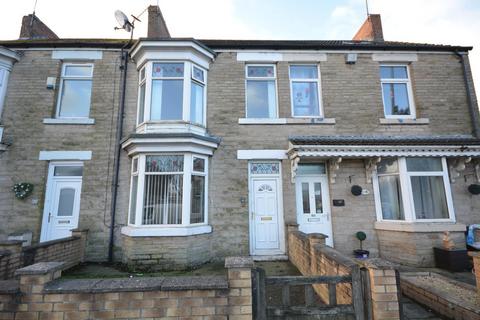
[455,51,480,138]
[108,43,129,263]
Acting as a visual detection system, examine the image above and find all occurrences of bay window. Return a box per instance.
[128,153,208,231]
[136,62,207,126]
[245,65,278,118]
[373,157,454,222]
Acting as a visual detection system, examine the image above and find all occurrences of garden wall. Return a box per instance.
[0,229,87,280]
[0,257,254,319]
[287,225,401,320]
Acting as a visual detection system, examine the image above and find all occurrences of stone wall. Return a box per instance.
[0,49,122,261]
[121,233,212,271]
[0,229,86,279]
[376,226,466,267]
[0,257,254,320]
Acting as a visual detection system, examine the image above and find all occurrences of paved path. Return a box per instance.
[401,297,445,320]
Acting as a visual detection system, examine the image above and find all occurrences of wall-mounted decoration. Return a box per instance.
[351,185,363,196]
[12,182,34,200]
[468,184,480,195]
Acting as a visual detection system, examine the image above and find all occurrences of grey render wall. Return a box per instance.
[0,50,123,261]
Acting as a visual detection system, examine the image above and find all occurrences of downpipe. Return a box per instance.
[108,46,129,263]
[455,51,480,138]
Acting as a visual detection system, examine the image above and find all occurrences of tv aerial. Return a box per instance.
[114,8,145,40]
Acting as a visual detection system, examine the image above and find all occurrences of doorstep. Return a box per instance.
[252,255,289,261]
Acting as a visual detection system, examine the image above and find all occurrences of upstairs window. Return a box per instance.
[374,157,453,222]
[380,65,415,118]
[57,63,93,118]
[136,62,207,127]
[289,65,322,117]
[246,65,277,118]
[151,63,184,121]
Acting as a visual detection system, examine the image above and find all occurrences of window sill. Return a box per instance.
[43,118,95,125]
[238,118,336,125]
[379,118,429,125]
[374,221,465,233]
[121,224,212,237]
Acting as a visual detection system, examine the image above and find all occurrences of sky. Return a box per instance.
[0,0,479,91]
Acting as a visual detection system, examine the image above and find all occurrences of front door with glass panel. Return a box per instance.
[295,167,333,246]
[41,164,83,242]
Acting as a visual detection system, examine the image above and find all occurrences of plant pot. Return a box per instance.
[353,249,370,259]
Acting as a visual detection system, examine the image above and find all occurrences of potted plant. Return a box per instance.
[353,231,369,259]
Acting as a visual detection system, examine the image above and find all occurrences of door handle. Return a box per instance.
[251,212,254,220]
[48,212,52,223]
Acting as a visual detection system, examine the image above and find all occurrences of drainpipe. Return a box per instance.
[108,43,130,263]
[455,51,480,138]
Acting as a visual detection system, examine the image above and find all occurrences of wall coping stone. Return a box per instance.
[357,257,399,270]
[308,233,328,239]
[313,244,358,269]
[44,275,228,294]
[0,249,12,257]
[225,256,254,269]
[0,240,24,246]
[0,280,20,294]
[15,262,65,276]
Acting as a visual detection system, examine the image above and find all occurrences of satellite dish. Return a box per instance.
[115,10,133,32]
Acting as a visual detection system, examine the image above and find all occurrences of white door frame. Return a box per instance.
[40,161,83,242]
[295,171,334,246]
[248,161,285,256]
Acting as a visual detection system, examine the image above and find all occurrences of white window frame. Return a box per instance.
[379,64,416,120]
[127,153,209,229]
[245,64,279,119]
[55,63,94,119]
[288,64,323,118]
[190,65,207,127]
[138,61,207,127]
[136,66,146,125]
[373,157,455,223]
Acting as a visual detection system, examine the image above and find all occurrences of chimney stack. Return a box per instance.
[352,14,383,42]
[147,5,170,38]
[19,14,58,40]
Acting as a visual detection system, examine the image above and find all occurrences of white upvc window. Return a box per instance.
[128,153,208,228]
[56,63,94,119]
[373,157,455,222]
[380,65,415,119]
[289,65,323,118]
[136,61,207,126]
[245,64,278,119]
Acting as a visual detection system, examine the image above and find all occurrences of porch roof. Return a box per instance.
[288,135,480,158]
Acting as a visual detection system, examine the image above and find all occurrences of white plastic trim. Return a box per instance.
[237,150,287,160]
[43,118,95,125]
[121,225,212,237]
[39,151,92,161]
[52,50,103,60]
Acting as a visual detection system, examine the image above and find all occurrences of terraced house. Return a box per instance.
[0,6,479,270]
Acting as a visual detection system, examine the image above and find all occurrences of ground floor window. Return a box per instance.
[373,157,454,222]
[128,153,208,227]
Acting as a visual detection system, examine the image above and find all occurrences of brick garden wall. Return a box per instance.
[287,228,401,320]
[0,257,254,320]
[0,229,86,279]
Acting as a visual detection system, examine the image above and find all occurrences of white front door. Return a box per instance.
[248,161,285,256]
[295,176,333,246]
[41,163,83,242]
